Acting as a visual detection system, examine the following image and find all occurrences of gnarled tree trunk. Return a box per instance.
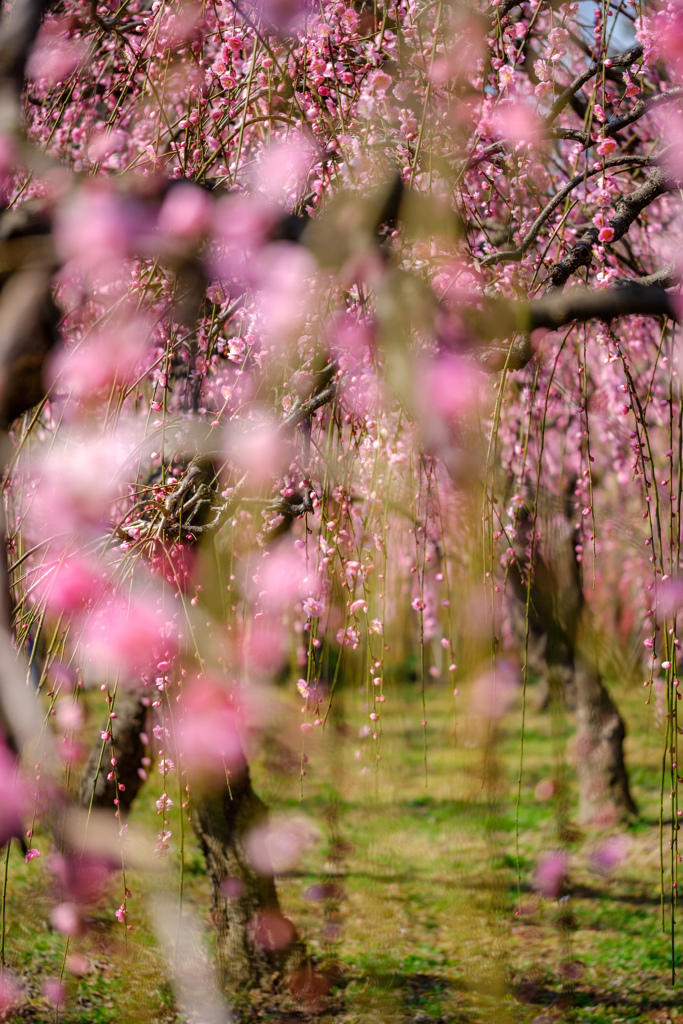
[191,756,306,992]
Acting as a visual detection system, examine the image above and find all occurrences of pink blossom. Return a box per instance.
[156,793,174,814]
[598,226,615,243]
[158,184,211,240]
[303,597,324,618]
[177,679,244,782]
[25,848,41,863]
[534,852,567,897]
[296,679,311,699]
[50,902,81,936]
[597,137,617,155]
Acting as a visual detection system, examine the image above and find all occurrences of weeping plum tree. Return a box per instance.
[1,0,683,1010]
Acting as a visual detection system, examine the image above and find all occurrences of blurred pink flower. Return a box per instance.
[246,814,320,875]
[28,18,86,85]
[658,577,683,614]
[254,0,305,32]
[50,317,152,400]
[255,242,316,340]
[177,678,244,781]
[224,416,287,487]
[55,184,138,274]
[590,835,628,875]
[470,664,518,720]
[0,972,22,1015]
[55,700,84,730]
[252,543,310,612]
[211,194,277,279]
[534,851,567,897]
[256,133,317,205]
[42,979,66,1007]
[158,183,211,239]
[50,902,81,936]
[50,851,112,903]
[250,908,297,952]
[82,594,173,680]
[417,354,482,420]
[496,102,540,144]
[32,555,105,614]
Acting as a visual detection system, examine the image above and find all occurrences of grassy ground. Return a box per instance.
[0,674,678,1023]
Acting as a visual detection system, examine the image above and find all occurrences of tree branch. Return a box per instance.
[545,167,672,293]
[480,155,657,268]
[470,284,679,372]
[605,88,683,138]
[543,45,643,128]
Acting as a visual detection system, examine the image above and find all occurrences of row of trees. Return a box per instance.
[0,0,680,1011]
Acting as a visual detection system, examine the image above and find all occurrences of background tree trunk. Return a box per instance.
[510,499,637,825]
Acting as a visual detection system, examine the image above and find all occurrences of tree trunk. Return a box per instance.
[80,690,148,813]
[191,757,306,992]
[573,649,638,825]
[79,692,306,991]
[510,498,637,825]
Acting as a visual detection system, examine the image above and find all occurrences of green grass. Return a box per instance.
[0,675,679,1022]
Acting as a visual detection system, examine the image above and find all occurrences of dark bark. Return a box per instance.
[191,756,306,992]
[573,649,637,825]
[79,690,148,814]
[546,167,671,293]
